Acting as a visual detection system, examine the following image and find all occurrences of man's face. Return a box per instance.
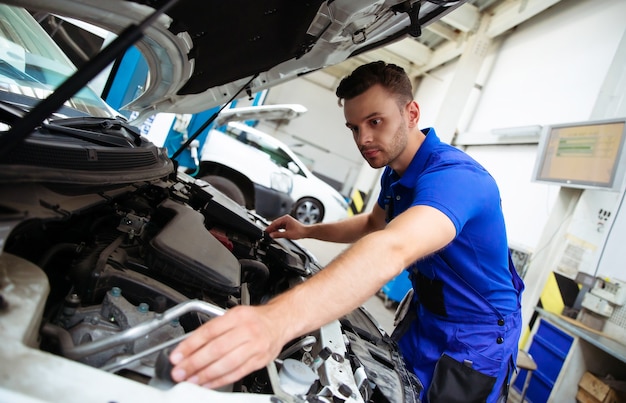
[343,84,409,170]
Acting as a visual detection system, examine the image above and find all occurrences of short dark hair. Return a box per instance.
[335,61,414,106]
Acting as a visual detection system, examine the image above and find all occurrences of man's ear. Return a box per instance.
[406,100,420,128]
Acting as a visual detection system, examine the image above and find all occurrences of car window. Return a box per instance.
[0,5,114,118]
[223,124,304,175]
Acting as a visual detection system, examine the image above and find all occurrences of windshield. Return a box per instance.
[0,4,115,118]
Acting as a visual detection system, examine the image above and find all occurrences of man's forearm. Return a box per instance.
[305,212,379,243]
[263,229,405,344]
[273,205,455,343]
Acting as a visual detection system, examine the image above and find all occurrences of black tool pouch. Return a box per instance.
[427,353,496,403]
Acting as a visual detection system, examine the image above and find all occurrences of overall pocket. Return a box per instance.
[427,353,496,403]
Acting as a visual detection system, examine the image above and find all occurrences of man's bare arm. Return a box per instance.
[266,204,386,243]
[170,204,456,389]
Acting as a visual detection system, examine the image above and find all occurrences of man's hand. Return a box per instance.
[169,305,285,389]
[265,214,308,239]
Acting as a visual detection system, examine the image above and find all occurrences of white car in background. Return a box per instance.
[201,112,349,224]
[287,139,350,224]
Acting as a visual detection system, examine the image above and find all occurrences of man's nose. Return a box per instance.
[356,128,373,145]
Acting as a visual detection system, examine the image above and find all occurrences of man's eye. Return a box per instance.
[370,118,382,126]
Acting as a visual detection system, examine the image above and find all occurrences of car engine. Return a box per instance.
[0,158,421,402]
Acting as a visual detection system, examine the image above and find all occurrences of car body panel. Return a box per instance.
[291,172,350,224]
[215,104,309,127]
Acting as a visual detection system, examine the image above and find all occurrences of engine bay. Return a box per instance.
[0,173,420,402]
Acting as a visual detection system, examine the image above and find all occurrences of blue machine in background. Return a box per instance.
[103,46,148,121]
[382,270,412,307]
[163,107,221,172]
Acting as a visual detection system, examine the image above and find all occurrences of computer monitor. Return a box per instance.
[532,118,626,191]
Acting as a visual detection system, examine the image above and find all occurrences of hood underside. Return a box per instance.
[5,0,465,121]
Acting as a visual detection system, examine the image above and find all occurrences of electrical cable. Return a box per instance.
[522,190,575,270]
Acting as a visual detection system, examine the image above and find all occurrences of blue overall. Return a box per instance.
[378,129,524,402]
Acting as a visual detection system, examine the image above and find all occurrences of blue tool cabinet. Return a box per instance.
[513,319,574,402]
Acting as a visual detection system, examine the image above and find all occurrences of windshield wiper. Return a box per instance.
[0,98,28,125]
[43,117,143,148]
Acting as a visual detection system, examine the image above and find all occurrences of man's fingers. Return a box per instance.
[169,311,244,382]
[171,327,272,387]
[194,343,270,389]
[169,306,281,387]
[265,215,289,233]
[174,334,244,384]
[269,229,287,238]
[267,216,305,240]
[170,314,231,365]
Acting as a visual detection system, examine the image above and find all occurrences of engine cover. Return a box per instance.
[148,199,241,296]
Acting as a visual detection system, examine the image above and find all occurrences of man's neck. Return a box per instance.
[390,128,426,176]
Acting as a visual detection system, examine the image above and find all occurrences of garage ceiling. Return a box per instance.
[321,0,563,84]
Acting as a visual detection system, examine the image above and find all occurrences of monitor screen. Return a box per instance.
[533,118,626,191]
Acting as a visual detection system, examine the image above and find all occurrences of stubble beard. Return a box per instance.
[365,122,408,169]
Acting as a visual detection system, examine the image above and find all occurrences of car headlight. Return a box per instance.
[270,172,293,194]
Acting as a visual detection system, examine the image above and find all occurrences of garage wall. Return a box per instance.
[468,0,626,131]
[412,62,458,131]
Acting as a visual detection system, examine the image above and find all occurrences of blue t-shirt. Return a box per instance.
[377,128,519,318]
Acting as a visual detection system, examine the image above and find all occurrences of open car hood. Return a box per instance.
[5,0,466,122]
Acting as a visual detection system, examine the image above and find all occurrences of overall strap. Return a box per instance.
[411,251,524,319]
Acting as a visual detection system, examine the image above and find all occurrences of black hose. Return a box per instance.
[240,259,270,303]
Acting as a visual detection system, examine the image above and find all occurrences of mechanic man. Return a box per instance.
[170,60,524,402]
